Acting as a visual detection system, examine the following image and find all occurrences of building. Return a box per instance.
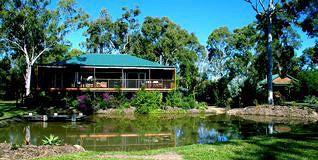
[259,74,299,100]
[36,54,176,92]
[259,74,298,87]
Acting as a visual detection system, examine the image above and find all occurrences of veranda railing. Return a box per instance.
[78,79,174,89]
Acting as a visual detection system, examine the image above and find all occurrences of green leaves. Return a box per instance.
[83,6,140,54]
[0,0,88,63]
[131,89,162,114]
[135,17,204,92]
[282,0,318,37]
[206,25,258,80]
[301,42,318,70]
[42,134,63,146]
[83,11,204,93]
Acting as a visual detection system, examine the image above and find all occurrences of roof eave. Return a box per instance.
[38,64,175,70]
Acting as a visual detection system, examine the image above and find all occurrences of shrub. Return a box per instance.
[42,134,63,146]
[105,95,121,108]
[63,94,78,113]
[304,95,318,105]
[166,90,207,109]
[196,102,208,110]
[10,143,22,150]
[297,71,318,97]
[166,90,193,108]
[131,89,162,114]
[76,94,94,114]
[120,101,131,109]
[87,92,130,110]
[166,90,183,107]
[180,96,196,109]
[91,97,102,111]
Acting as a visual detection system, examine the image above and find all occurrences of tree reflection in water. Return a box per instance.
[0,115,316,151]
[197,124,229,144]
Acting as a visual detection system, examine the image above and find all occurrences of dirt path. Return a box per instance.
[97,152,183,160]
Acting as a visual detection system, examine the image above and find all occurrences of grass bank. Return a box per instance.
[0,100,26,120]
[37,136,318,160]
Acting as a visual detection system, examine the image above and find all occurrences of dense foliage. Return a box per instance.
[0,0,88,96]
[0,0,317,109]
[297,71,318,97]
[131,89,162,114]
[198,0,318,107]
[166,90,207,110]
[83,8,204,94]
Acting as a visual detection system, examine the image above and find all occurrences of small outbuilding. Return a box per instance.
[259,74,299,100]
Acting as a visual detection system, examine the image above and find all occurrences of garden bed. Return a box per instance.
[0,143,84,160]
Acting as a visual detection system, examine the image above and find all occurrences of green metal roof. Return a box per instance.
[55,53,174,68]
[259,74,280,85]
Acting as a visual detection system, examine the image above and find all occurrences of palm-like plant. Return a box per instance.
[42,134,63,146]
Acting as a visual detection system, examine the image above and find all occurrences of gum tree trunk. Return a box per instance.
[25,64,32,96]
[266,1,274,105]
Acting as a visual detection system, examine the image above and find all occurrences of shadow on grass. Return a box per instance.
[0,103,16,111]
[229,135,318,160]
[0,102,23,120]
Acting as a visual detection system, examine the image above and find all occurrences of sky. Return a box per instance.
[51,0,316,55]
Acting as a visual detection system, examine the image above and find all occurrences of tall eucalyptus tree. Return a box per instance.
[0,0,88,96]
[83,7,140,54]
[245,0,278,105]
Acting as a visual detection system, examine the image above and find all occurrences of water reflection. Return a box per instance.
[0,115,316,151]
[198,126,228,144]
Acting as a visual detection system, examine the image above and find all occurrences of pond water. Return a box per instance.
[0,114,317,151]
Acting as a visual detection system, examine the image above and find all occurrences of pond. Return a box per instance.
[0,114,317,151]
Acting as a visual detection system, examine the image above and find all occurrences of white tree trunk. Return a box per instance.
[267,22,274,105]
[267,1,274,105]
[25,64,32,96]
[25,126,30,145]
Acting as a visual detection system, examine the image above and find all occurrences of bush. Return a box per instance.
[180,96,197,109]
[166,90,183,107]
[131,89,162,114]
[304,95,318,105]
[42,134,63,146]
[76,94,94,114]
[196,102,208,110]
[10,144,22,150]
[297,71,318,97]
[63,94,78,113]
[166,90,207,109]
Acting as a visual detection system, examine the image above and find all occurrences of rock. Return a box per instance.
[73,145,85,151]
[188,109,200,114]
[206,106,226,114]
[123,107,135,114]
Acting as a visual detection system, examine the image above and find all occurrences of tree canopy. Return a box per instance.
[83,7,140,54]
[0,0,317,107]
[0,0,88,95]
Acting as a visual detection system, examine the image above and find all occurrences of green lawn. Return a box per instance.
[37,136,318,160]
[0,100,26,120]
